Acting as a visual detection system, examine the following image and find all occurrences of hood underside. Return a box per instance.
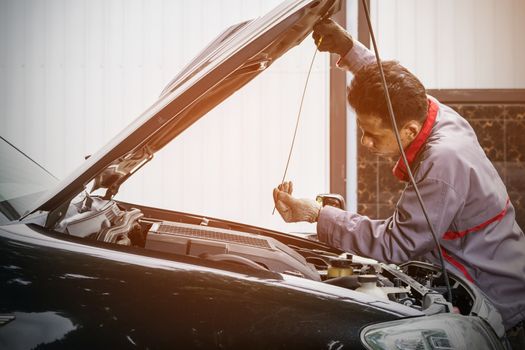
[27,0,341,217]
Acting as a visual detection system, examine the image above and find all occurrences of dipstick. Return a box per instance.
[273,37,322,215]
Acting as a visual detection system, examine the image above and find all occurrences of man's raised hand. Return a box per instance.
[312,18,353,57]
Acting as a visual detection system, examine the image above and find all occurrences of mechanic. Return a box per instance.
[273,19,525,349]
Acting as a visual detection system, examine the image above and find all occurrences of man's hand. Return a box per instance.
[273,181,321,223]
[312,18,353,57]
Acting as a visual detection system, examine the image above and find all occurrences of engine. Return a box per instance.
[145,221,321,281]
[142,217,479,317]
[56,194,479,318]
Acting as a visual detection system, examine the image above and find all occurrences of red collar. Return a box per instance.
[393,98,439,182]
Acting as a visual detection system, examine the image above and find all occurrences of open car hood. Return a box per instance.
[26,0,341,217]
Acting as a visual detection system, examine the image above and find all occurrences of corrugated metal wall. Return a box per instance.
[369,0,525,89]
[0,0,330,232]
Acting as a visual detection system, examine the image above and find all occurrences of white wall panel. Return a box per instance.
[512,0,525,87]
[3,0,26,153]
[370,0,525,89]
[0,2,6,141]
[1,0,329,233]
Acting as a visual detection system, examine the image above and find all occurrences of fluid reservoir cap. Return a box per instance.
[358,274,378,283]
[329,258,353,268]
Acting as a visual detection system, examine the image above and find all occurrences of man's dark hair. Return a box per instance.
[348,61,428,125]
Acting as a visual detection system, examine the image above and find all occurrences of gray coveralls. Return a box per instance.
[317,41,525,333]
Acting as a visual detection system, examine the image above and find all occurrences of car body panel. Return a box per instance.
[0,223,414,349]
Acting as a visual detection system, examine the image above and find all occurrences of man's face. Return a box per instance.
[357,114,416,158]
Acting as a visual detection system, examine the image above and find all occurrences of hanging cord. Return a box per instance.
[360,0,453,302]
[273,37,322,215]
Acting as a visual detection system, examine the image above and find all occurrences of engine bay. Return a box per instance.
[54,193,481,319]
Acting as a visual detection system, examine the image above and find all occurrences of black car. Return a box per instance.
[0,0,509,349]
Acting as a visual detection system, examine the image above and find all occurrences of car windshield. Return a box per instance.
[0,137,58,223]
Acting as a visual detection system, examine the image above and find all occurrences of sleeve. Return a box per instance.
[316,178,464,264]
[336,40,376,74]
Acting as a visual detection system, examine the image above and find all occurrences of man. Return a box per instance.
[273,19,525,348]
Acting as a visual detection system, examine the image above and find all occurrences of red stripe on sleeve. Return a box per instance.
[441,248,474,283]
[443,198,510,240]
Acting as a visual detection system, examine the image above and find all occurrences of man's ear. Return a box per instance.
[402,121,422,142]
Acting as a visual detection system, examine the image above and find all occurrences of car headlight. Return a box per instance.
[360,314,504,350]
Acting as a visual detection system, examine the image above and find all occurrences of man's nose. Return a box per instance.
[361,135,374,148]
